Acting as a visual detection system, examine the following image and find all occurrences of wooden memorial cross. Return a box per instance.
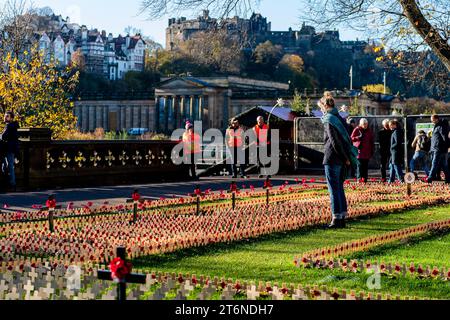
[193,185,204,215]
[126,190,152,223]
[228,181,239,210]
[42,195,62,232]
[97,247,146,301]
[263,177,272,207]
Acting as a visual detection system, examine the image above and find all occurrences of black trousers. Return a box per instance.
[380,154,390,181]
[184,153,197,178]
[357,159,369,182]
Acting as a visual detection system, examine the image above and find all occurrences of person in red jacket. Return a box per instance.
[183,122,201,180]
[351,118,375,183]
[253,116,271,178]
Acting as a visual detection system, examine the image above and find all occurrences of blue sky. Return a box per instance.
[7,0,365,47]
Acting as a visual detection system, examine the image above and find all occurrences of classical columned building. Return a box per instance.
[155,76,290,132]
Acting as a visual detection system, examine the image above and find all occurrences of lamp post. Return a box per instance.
[267,98,285,127]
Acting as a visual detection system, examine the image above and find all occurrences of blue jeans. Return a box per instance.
[389,163,404,183]
[409,151,430,177]
[2,152,16,187]
[428,152,450,183]
[324,164,348,219]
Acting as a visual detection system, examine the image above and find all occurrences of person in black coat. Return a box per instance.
[388,120,404,183]
[1,111,20,191]
[378,119,392,182]
[427,115,450,183]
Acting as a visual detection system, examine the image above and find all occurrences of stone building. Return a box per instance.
[155,76,291,132]
[166,11,368,55]
[24,14,146,80]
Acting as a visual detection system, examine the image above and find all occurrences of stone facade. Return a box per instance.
[74,100,156,132]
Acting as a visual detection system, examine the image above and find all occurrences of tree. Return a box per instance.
[300,0,450,97]
[349,96,366,116]
[140,0,260,19]
[253,41,283,73]
[0,47,79,139]
[179,29,243,74]
[71,48,86,71]
[0,0,35,58]
[274,54,314,89]
[363,84,392,94]
[290,89,310,115]
[402,97,450,115]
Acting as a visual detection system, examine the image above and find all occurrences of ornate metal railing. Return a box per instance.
[15,129,190,191]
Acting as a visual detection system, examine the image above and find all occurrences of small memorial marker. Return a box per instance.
[126,190,151,223]
[43,195,62,232]
[97,247,146,301]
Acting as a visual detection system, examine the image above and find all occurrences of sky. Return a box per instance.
[3,0,365,47]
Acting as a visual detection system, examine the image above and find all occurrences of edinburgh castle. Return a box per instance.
[166,10,382,90]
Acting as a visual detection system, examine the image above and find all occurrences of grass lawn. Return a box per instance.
[349,230,450,268]
[133,204,450,299]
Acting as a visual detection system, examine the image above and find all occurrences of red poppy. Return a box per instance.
[109,257,132,281]
[46,199,57,209]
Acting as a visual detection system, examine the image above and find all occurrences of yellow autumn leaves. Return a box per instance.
[0,46,79,139]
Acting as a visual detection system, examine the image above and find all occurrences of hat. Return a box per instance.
[185,121,193,130]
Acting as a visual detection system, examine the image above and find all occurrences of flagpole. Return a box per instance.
[350,66,353,91]
[383,72,387,94]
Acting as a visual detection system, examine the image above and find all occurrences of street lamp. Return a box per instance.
[267,98,285,127]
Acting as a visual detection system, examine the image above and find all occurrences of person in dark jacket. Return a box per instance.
[320,95,358,229]
[351,118,375,183]
[410,130,430,177]
[388,120,404,183]
[1,111,20,191]
[378,119,392,182]
[427,115,450,184]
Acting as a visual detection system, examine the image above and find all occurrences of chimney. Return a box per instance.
[126,35,130,48]
[108,33,113,42]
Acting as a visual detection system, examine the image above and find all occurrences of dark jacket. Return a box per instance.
[379,129,392,158]
[1,121,20,154]
[323,122,350,166]
[390,128,404,165]
[431,120,449,153]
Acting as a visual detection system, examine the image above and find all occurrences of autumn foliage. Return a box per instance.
[0,46,79,139]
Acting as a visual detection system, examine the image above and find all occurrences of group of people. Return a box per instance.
[347,117,405,184]
[1,111,20,193]
[346,114,450,184]
[320,92,450,229]
[182,116,271,180]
